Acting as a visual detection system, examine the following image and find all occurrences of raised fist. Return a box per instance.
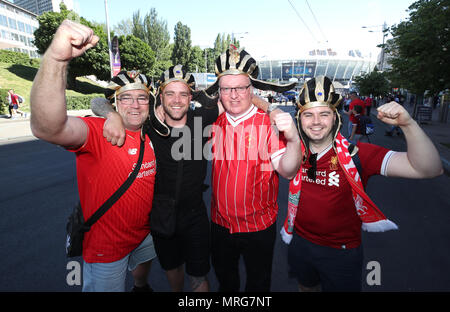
[47,19,99,62]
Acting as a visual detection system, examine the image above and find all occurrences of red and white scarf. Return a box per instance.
[281,133,398,244]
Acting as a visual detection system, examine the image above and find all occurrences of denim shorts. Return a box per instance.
[82,233,156,292]
[288,233,363,292]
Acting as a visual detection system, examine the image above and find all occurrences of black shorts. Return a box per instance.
[153,202,210,277]
[288,233,363,292]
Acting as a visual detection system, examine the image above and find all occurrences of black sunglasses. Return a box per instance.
[307,153,318,180]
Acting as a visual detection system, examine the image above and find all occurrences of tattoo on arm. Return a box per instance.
[91,98,116,118]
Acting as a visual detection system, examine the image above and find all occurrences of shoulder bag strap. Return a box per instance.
[83,137,146,231]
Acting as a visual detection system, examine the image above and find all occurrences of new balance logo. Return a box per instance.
[328,171,340,187]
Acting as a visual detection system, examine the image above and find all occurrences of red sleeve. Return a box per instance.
[66,117,105,156]
[356,142,394,185]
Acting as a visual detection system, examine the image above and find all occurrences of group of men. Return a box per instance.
[30,20,443,292]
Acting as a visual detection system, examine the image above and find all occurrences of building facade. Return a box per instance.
[14,0,73,15]
[0,0,39,58]
[257,49,376,90]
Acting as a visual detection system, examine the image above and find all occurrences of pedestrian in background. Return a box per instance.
[343,91,365,137]
[7,89,26,119]
[364,95,373,116]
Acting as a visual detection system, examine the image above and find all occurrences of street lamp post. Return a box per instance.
[104,0,113,78]
[362,22,387,71]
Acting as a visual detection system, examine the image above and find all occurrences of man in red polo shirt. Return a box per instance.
[30,20,157,292]
[209,47,301,292]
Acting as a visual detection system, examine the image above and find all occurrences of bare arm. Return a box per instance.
[30,20,99,149]
[91,98,126,146]
[250,95,301,179]
[271,113,302,180]
[378,102,443,179]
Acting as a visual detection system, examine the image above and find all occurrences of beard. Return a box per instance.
[162,103,189,121]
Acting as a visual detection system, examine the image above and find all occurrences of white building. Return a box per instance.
[0,0,39,58]
[14,0,73,15]
[257,48,376,90]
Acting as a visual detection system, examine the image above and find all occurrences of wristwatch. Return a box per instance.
[267,103,278,114]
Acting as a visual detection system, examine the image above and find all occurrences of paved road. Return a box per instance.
[0,108,449,292]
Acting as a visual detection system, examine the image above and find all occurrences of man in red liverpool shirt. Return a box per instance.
[287,76,442,292]
[209,47,302,291]
[30,20,157,292]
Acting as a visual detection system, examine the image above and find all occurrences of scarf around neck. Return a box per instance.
[280,133,398,245]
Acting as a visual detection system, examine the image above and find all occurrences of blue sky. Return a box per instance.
[73,0,416,60]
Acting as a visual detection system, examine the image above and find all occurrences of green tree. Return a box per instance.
[122,9,172,77]
[205,47,215,72]
[113,18,133,36]
[188,46,205,73]
[118,35,155,76]
[213,33,240,58]
[213,34,223,58]
[171,22,192,68]
[385,0,450,96]
[33,4,110,88]
[354,68,391,97]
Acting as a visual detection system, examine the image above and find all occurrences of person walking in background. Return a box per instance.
[7,89,26,119]
[348,104,368,143]
[364,95,373,116]
[343,91,365,137]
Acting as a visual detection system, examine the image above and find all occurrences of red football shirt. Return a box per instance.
[210,105,287,233]
[349,98,366,123]
[294,142,395,249]
[70,117,156,263]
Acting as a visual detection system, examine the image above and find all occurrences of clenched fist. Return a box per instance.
[377,101,413,127]
[47,19,99,63]
[272,111,300,143]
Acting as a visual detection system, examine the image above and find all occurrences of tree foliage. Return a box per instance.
[116,9,172,77]
[354,68,391,97]
[33,4,110,88]
[171,22,192,69]
[213,33,240,57]
[118,35,155,76]
[385,0,450,95]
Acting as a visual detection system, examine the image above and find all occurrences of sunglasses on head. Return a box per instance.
[307,153,318,180]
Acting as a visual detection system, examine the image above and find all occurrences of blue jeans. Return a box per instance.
[82,233,156,292]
